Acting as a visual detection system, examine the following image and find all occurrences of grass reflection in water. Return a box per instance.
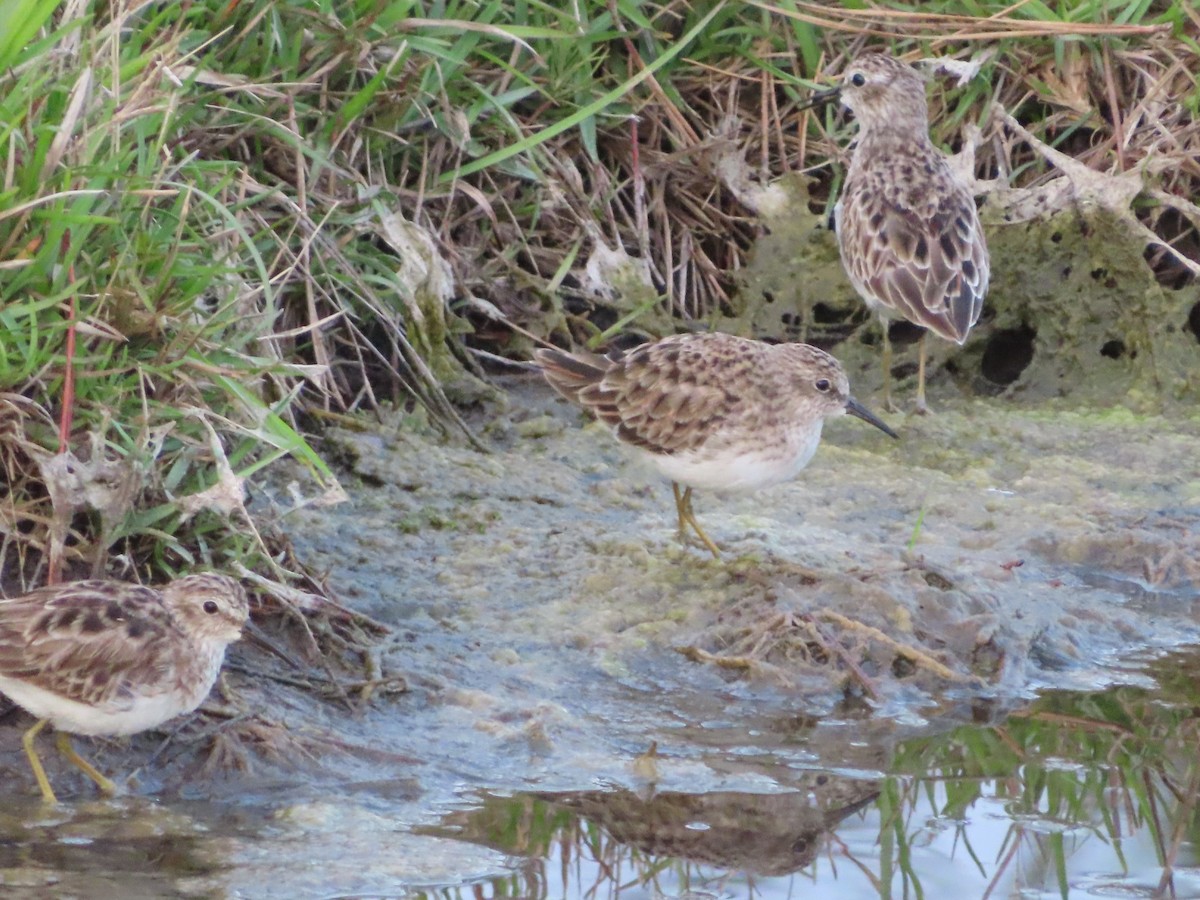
[419,652,1200,899]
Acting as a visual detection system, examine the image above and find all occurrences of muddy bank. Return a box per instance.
[0,380,1197,896]
[302,379,1199,703]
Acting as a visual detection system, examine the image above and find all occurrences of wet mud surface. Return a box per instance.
[0,379,1198,897]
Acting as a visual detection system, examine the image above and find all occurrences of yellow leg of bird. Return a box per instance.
[56,732,117,795]
[22,719,58,804]
[880,321,896,412]
[672,482,688,538]
[679,486,721,559]
[915,332,929,415]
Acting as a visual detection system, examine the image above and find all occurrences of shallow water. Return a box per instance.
[1,384,1197,898]
[6,653,1200,898]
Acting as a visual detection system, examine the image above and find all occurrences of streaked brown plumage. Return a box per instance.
[808,53,990,411]
[0,573,248,803]
[535,777,880,876]
[535,332,896,557]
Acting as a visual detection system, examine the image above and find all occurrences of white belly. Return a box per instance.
[0,668,217,737]
[643,422,825,493]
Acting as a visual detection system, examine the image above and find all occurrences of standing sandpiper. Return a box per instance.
[803,53,990,412]
[0,573,248,803]
[535,333,897,558]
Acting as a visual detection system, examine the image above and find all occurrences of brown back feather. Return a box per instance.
[837,116,989,343]
[535,335,768,455]
[0,581,181,707]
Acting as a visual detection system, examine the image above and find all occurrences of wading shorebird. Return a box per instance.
[0,573,248,803]
[801,52,990,412]
[535,332,897,558]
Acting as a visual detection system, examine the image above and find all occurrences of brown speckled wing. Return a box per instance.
[0,581,179,707]
[537,334,755,455]
[839,150,988,343]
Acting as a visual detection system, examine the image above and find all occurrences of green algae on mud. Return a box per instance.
[728,161,1200,411]
[302,381,1200,707]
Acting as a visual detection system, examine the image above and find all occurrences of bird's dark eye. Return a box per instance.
[850,72,866,87]
[203,600,219,614]
[815,378,832,392]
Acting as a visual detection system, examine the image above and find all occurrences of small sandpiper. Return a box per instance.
[0,573,248,803]
[535,332,897,557]
[802,52,990,412]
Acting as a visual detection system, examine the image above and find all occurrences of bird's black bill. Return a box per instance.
[796,86,841,112]
[845,396,899,439]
